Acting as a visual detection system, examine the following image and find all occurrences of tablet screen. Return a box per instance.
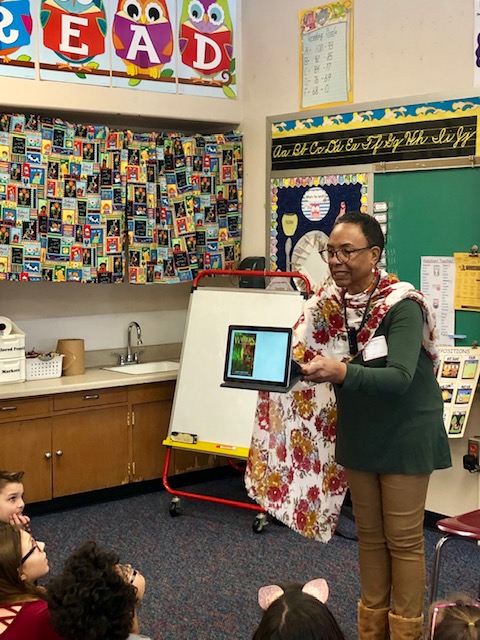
[224,325,293,387]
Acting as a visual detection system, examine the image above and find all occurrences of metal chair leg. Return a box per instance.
[430,534,453,605]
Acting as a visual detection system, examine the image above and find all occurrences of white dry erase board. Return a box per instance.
[168,287,307,455]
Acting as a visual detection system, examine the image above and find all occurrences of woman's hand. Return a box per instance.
[301,356,347,385]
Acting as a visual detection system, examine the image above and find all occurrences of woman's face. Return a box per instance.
[19,530,49,582]
[327,222,381,293]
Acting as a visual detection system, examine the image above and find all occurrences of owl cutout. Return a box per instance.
[40,0,107,69]
[179,0,233,85]
[0,0,32,61]
[112,0,173,78]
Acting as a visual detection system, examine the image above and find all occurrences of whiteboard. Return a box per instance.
[169,287,307,451]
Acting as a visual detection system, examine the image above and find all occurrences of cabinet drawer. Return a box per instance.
[128,381,175,404]
[53,387,127,412]
[0,396,50,421]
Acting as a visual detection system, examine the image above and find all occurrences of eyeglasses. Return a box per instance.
[119,563,139,585]
[430,601,480,638]
[20,538,41,565]
[319,246,372,264]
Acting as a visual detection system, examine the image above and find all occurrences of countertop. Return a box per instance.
[0,366,178,400]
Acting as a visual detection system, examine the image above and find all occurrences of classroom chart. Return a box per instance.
[437,346,480,438]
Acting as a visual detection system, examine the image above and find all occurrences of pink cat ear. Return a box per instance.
[302,578,329,603]
[258,585,284,610]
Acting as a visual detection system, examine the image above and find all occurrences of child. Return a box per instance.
[430,599,480,639]
[252,578,345,640]
[46,540,151,640]
[0,471,30,528]
[0,522,60,639]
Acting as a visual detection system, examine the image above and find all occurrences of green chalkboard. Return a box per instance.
[375,168,479,347]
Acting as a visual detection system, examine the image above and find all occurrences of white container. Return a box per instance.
[0,357,25,384]
[26,355,64,381]
[0,319,26,361]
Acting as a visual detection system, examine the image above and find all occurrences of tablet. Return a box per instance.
[220,325,302,392]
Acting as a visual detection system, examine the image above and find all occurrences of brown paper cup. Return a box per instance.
[56,339,85,376]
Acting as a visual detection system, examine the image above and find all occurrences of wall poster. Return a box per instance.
[0,0,237,98]
[437,346,480,438]
[299,0,353,110]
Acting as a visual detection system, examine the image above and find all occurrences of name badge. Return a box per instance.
[363,335,388,362]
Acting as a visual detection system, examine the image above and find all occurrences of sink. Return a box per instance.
[103,361,180,375]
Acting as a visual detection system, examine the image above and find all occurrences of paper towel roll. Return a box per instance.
[56,339,85,376]
[0,317,13,337]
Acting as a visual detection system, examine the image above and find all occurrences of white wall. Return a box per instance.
[240,0,475,257]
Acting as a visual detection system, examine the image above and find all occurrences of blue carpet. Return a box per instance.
[32,475,479,640]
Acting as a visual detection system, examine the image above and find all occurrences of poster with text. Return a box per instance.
[0,0,35,79]
[299,0,353,109]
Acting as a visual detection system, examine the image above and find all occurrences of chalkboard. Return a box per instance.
[168,287,307,456]
[375,167,479,346]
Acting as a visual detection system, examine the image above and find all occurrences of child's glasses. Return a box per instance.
[20,538,41,565]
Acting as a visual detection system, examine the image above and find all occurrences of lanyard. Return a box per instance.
[343,275,380,356]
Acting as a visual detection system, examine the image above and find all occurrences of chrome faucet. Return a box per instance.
[126,321,143,364]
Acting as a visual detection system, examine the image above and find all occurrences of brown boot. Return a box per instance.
[358,601,390,640]
[388,611,424,640]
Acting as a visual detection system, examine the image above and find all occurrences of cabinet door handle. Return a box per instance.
[45,452,52,459]
[1,405,17,411]
[83,394,99,401]
[55,450,63,456]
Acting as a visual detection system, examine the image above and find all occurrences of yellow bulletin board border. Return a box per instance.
[270,95,480,172]
[299,1,353,111]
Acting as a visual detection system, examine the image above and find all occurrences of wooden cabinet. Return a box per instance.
[129,381,175,482]
[0,398,52,502]
[51,388,129,497]
[0,381,180,503]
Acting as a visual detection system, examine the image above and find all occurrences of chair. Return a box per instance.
[430,509,480,604]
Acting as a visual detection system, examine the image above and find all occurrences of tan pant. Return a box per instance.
[346,469,430,619]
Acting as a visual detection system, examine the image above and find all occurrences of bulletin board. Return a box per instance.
[166,287,307,457]
[374,168,479,347]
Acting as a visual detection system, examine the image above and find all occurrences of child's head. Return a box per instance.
[0,471,25,523]
[0,522,48,602]
[46,540,142,640]
[430,599,480,640]
[253,579,345,640]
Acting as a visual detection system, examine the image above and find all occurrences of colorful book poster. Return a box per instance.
[437,346,480,438]
[299,1,353,109]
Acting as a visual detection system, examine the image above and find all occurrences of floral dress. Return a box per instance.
[245,271,439,542]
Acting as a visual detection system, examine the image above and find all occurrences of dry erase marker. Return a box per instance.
[216,445,237,450]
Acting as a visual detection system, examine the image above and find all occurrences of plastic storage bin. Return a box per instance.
[0,357,26,384]
[25,355,64,381]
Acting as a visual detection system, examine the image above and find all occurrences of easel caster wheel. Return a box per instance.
[169,497,182,517]
[253,513,268,533]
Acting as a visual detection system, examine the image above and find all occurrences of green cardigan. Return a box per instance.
[334,298,452,474]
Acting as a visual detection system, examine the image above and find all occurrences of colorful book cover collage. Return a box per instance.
[0,112,242,284]
[437,346,480,438]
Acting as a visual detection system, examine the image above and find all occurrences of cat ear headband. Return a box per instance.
[258,579,329,611]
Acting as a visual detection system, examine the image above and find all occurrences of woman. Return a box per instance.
[246,211,451,640]
[46,540,151,640]
[0,521,60,639]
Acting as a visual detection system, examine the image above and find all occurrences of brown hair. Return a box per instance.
[0,522,43,603]
[0,471,24,491]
